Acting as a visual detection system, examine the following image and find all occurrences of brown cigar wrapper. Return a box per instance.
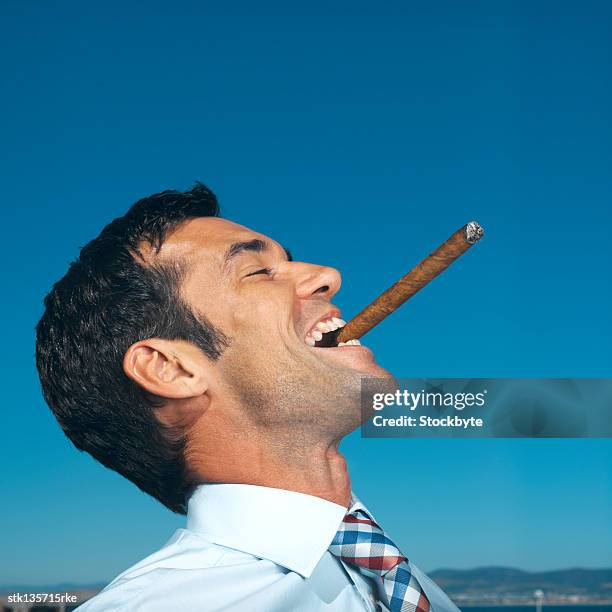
[336,221,484,344]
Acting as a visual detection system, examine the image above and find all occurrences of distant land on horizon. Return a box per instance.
[429,567,612,598]
[2,567,611,596]
[0,582,106,592]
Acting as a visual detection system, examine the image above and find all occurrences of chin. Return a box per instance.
[353,371,399,425]
[313,343,393,378]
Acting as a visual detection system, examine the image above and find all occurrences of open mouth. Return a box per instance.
[304,315,362,348]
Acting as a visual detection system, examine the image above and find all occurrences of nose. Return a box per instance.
[292,262,342,300]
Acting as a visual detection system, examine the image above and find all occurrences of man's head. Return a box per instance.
[36,183,390,514]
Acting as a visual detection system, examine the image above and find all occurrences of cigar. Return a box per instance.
[334,221,484,345]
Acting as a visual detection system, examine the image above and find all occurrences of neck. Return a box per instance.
[196,434,352,508]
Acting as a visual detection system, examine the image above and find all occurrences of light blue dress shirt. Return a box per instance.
[77,484,459,612]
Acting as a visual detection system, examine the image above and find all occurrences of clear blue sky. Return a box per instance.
[1,0,611,586]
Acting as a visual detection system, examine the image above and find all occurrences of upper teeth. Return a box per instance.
[304,316,347,346]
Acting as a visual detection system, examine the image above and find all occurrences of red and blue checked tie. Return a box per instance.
[329,508,431,612]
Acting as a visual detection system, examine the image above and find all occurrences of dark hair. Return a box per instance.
[35,182,229,514]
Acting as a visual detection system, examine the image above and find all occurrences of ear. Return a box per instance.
[123,338,209,399]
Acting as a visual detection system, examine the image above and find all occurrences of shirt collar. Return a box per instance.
[347,491,370,516]
[186,483,349,578]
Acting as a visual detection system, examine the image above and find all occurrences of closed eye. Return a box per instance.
[245,267,272,278]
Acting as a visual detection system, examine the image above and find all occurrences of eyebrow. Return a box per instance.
[224,238,293,266]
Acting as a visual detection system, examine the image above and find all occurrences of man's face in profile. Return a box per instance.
[158,216,391,437]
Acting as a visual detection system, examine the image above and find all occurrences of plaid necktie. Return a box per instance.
[329,508,431,612]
